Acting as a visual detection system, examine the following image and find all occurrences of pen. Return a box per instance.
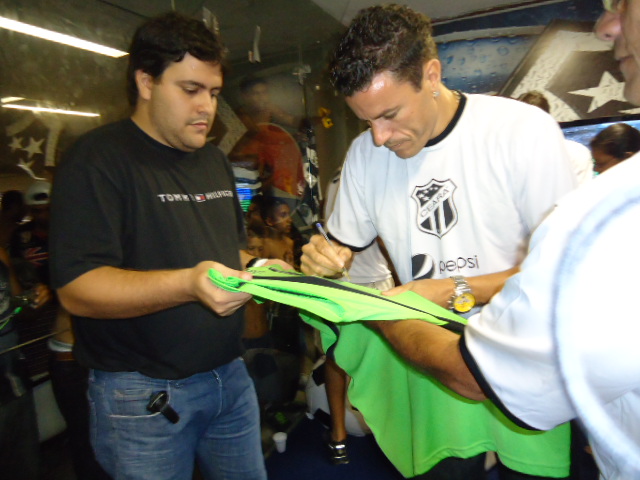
[315,223,351,280]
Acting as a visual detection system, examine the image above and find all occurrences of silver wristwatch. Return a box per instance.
[449,275,476,313]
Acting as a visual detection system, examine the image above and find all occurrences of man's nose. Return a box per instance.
[198,93,217,116]
[595,10,621,42]
[371,122,393,147]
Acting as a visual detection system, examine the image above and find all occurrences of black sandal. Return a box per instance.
[324,430,350,465]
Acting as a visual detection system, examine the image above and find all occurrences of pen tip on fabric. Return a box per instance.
[343,269,351,281]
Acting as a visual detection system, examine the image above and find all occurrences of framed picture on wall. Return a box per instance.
[500,19,640,121]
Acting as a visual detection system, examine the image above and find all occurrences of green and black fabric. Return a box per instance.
[209,266,570,478]
[209,264,466,333]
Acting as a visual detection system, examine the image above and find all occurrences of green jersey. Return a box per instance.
[210,266,569,477]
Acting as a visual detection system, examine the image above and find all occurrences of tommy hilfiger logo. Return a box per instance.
[412,179,458,238]
[157,190,234,203]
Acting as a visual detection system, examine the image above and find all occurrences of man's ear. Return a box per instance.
[135,70,154,101]
[423,59,442,92]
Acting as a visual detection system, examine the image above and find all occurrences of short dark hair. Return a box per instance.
[329,4,438,97]
[590,123,640,160]
[126,11,226,106]
[259,196,288,223]
[517,91,550,113]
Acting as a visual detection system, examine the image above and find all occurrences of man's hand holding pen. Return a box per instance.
[300,230,353,278]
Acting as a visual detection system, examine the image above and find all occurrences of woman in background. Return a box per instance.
[590,123,640,174]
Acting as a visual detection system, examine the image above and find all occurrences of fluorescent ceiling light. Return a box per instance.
[2,104,100,117]
[0,16,128,58]
[1,96,25,103]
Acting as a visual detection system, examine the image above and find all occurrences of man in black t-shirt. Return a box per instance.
[50,12,287,480]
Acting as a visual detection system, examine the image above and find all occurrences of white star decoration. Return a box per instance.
[511,31,640,121]
[570,71,627,113]
[22,137,44,159]
[8,136,23,152]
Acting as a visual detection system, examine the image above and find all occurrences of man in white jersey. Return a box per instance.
[301,4,577,479]
[306,1,640,479]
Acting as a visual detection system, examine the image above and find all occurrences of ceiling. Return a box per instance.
[313,0,555,26]
[0,0,573,123]
[0,0,559,67]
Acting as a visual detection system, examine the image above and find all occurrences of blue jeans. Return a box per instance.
[88,358,266,480]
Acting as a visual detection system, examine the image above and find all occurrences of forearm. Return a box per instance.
[465,266,519,305]
[58,266,196,319]
[374,320,486,401]
[387,266,521,309]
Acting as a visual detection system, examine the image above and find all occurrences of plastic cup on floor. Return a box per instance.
[273,431,287,453]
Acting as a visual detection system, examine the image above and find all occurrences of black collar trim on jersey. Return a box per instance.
[327,234,376,254]
[425,90,466,148]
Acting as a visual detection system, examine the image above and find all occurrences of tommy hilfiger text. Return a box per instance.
[157,190,234,203]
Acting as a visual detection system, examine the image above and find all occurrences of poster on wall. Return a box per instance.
[212,69,321,270]
[500,19,640,122]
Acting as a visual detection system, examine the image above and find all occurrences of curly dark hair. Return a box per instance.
[329,4,438,97]
[590,123,640,160]
[126,11,226,106]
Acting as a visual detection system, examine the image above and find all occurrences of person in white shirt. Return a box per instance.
[517,90,594,184]
[328,1,640,478]
[301,4,577,479]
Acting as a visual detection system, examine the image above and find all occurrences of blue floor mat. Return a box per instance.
[266,416,405,480]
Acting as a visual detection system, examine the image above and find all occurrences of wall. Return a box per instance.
[0,0,608,196]
[436,0,603,94]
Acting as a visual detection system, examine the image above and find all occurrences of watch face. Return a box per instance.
[452,293,476,313]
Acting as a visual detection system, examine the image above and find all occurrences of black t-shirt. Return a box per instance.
[50,119,247,379]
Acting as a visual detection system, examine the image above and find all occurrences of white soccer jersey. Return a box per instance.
[328,93,578,285]
[465,153,640,480]
[325,166,394,285]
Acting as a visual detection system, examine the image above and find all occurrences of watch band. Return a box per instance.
[451,275,472,296]
[246,257,268,269]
